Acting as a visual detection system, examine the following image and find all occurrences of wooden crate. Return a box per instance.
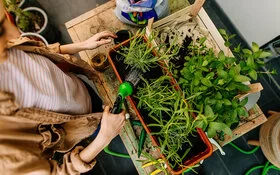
[146,1,267,152]
[65,0,267,174]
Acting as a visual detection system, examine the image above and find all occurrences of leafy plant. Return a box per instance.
[3,0,43,32]
[135,75,196,168]
[171,29,275,138]
[116,30,179,73]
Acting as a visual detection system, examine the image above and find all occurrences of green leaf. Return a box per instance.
[199,37,207,45]
[201,78,212,87]
[226,82,237,91]
[194,119,206,130]
[207,99,216,105]
[219,29,227,36]
[215,101,223,111]
[223,99,232,106]
[225,41,231,47]
[206,72,215,79]
[233,44,241,53]
[252,42,259,52]
[248,69,258,80]
[202,60,209,66]
[232,99,238,108]
[215,92,223,100]
[242,49,252,55]
[237,107,249,117]
[218,79,225,85]
[236,83,251,92]
[217,69,228,78]
[259,51,272,58]
[246,56,254,67]
[207,122,233,138]
[218,51,225,61]
[229,34,237,39]
[240,97,248,106]
[225,57,236,64]
[210,61,222,69]
[205,105,214,119]
[193,77,200,86]
[234,75,251,82]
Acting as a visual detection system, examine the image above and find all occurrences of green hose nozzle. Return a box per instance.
[111,82,134,114]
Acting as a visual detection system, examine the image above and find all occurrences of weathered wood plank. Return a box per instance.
[66,0,267,173]
[213,105,267,150]
[198,7,233,56]
[151,5,267,153]
[65,0,116,29]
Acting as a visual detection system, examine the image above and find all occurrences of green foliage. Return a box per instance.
[117,30,179,73]
[3,0,43,32]
[172,30,274,138]
[135,75,196,168]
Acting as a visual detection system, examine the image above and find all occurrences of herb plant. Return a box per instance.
[171,29,274,138]
[116,30,179,73]
[3,0,43,32]
[135,75,196,168]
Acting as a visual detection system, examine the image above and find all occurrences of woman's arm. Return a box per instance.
[60,31,117,55]
[79,106,126,163]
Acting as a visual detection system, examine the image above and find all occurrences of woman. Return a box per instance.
[0,3,126,175]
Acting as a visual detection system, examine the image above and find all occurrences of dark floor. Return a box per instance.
[34,0,280,174]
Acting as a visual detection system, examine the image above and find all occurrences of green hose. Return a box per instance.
[228,142,280,175]
[245,165,265,175]
[103,146,130,158]
[228,142,260,154]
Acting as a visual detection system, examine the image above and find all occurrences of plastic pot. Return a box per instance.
[18,0,42,9]
[16,7,48,34]
[107,35,213,174]
[15,7,60,43]
[21,32,48,46]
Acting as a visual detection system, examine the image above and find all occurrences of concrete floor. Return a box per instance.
[38,0,108,44]
[34,0,280,174]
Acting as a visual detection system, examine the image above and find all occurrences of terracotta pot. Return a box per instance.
[107,35,213,174]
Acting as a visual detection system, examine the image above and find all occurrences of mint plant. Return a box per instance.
[172,29,275,138]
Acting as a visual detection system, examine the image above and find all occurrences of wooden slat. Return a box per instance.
[151,5,267,153]
[198,8,233,56]
[65,0,116,29]
[66,0,268,173]
[65,2,152,174]
[213,105,267,151]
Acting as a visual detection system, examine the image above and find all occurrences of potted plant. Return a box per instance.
[3,0,59,43]
[162,29,275,140]
[107,30,212,174]
[20,32,48,45]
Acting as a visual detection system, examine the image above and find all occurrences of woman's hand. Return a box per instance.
[59,31,117,55]
[99,106,126,142]
[79,106,126,163]
[82,31,117,50]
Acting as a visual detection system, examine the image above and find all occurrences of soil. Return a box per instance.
[18,10,45,33]
[170,36,192,70]
[109,40,208,171]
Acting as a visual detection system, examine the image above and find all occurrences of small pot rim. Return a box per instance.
[21,32,49,46]
[16,6,48,34]
[18,0,26,8]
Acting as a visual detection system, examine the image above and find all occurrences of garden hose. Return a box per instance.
[103,146,130,158]
[103,82,133,158]
[228,142,260,154]
[228,142,280,175]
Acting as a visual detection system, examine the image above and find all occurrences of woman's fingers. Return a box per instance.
[96,31,117,40]
[96,39,112,47]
